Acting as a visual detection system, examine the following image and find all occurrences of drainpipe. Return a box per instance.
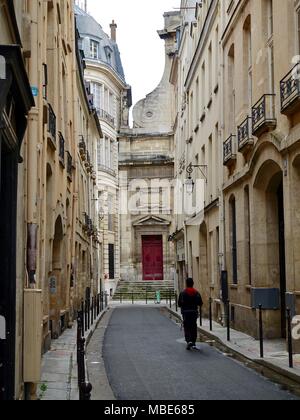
[26,0,39,288]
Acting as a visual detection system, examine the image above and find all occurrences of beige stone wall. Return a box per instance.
[3,0,102,398]
[221,0,300,338]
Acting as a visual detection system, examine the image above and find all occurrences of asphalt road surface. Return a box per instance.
[103,307,298,401]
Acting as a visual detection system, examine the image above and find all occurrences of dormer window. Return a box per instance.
[104,46,113,65]
[90,40,99,59]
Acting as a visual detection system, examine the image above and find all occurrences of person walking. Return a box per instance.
[178,278,203,350]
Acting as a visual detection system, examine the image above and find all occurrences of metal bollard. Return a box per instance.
[175,292,178,312]
[146,289,148,305]
[287,308,294,369]
[80,382,92,401]
[132,292,134,305]
[209,298,213,331]
[227,300,231,342]
[85,300,88,332]
[105,292,108,308]
[169,290,172,309]
[259,304,264,359]
[81,301,85,336]
[199,305,203,327]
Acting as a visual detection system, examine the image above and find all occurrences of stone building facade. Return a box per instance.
[0,0,129,400]
[0,0,34,401]
[170,0,223,318]
[75,5,131,295]
[118,12,180,284]
[171,0,300,348]
[221,0,300,342]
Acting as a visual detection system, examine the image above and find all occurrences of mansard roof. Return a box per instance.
[74,5,126,82]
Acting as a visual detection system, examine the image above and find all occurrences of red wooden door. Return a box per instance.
[142,235,164,281]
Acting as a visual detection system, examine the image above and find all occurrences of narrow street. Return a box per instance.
[103,307,297,401]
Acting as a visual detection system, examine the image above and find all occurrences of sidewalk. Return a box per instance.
[38,327,77,401]
[168,305,300,394]
[38,309,109,401]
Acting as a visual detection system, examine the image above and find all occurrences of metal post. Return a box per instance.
[175,292,178,312]
[227,300,231,342]
[87,299,90,330]
[80,382,92,401]
[146,289,148,305]
[259,304,264,359]
[287,308,294,369]
[209,298,213,331]
[105,292,108,308]
[132,292,134,305]
[169,290,172,309]
[199,305,202,327]
[85,300,88,332]
[81,301,84,336]
[91,297,94,325]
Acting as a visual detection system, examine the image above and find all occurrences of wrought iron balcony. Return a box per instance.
[67,151,72,180]
[252,94,276,137]
[223,135,237,166]
[48,104,56,140]
[238,117,254,153]
[280,63,300,115]
[58,132,65,165]
[97,108,115,128]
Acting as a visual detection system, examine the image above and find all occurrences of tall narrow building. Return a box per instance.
[75,5,132,296]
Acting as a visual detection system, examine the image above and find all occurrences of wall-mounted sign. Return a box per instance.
[0,315,6,340]
[31,86,39,97]
[49,277,57,295]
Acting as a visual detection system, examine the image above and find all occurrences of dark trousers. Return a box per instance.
[183,311,198,344]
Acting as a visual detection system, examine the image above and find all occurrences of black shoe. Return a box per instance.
[186,342,193,351]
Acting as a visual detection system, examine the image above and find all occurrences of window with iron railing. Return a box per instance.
[48,104,56,139]
[58,132,65,163]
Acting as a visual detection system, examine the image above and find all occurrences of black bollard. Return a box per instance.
[259,304,264,359]
[175,292,178,312]
[80,382,92,401]
[199,305,203,327]
[227,300,231,342]
[81,301,85,336]
[85,300,88,332]
[209,298,213,331]
[169,290,172,309]
[287,308,294,369]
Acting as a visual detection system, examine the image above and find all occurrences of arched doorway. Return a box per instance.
[254,161,286,338]
[49,216,64,338]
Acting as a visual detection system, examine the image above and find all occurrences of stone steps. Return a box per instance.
[113,281,175,300]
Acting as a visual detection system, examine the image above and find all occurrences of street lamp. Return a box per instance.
[185,163,207,194]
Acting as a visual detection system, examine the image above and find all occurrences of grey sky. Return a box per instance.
[87,0,179,108]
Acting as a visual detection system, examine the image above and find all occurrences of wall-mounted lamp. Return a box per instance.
[185,163,207,194]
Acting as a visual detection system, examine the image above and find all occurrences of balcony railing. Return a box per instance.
[48,104,56,140]
[223,135,237,166]
[280,63,300,115]
[238,117,254,152]
[96,108,115,127]
[67,151,72,179]
[58,132,65,164]
[252,94,276,137]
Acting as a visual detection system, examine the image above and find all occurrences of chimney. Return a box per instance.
[110,20,117,42]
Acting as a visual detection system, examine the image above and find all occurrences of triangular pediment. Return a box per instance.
[133,215,171,227]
